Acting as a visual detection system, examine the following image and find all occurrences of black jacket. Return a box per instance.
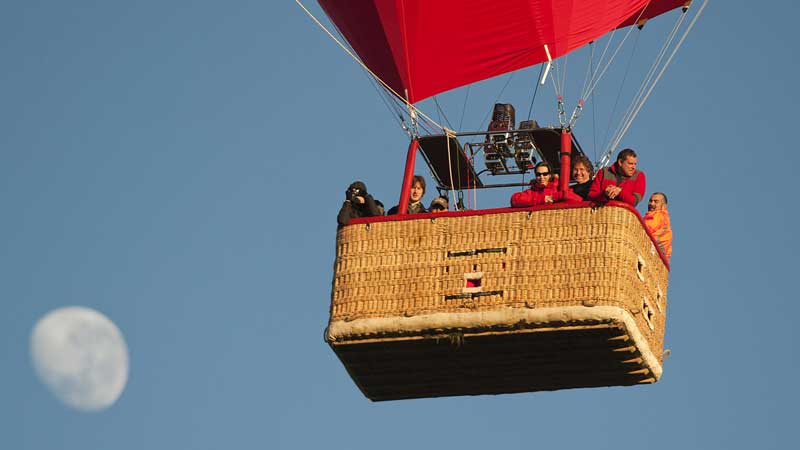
[571,180,593,200]
[337,194,382,228]
[387,201,426,215]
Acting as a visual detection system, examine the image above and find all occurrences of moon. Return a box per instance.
[30,306,129,412]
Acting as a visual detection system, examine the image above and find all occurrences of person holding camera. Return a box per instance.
[337,181,383,228]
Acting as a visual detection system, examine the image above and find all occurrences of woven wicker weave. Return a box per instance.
[327,203,669,400]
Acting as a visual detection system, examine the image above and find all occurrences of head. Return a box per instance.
[572,155,594,184]
[616,149,638,177]
[410,175,426,203]
[533,161,553,187]
[346,181,367,201]
[429,196,449,213]
[648,192,668,211]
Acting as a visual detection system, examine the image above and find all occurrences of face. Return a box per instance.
[410,181,424,202]
[534,167,551,187]
[648,194,666,211]
[573,162,590,183]
[618,156,637,177]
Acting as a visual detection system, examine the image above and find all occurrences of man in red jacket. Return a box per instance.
[511,162,563,207]
[588,148,646,207]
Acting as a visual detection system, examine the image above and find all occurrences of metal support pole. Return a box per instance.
[560,128,572,192]
[397,139,420,215]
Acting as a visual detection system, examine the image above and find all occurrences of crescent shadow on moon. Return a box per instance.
[30,306,129,412]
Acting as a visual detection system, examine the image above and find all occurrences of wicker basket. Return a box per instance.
[327,203,669,401]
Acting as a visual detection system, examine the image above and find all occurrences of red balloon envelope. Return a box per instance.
[318,0,688,103]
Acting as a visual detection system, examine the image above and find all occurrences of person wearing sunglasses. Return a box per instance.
[511,161,564,207]
[588,148,646,207]
[337,181,383,228]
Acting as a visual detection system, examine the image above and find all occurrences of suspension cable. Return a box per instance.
[612,10,687,141]
[580,42,596,104]
[295,0,446,134]
[560,53,569,103]
[588,42,598,159]
[600,30,641,156]
[478,73,515,129]
[433,96,456,131]
[527,64,545,121]
[565,5,647,129]
[582,5,649,101]
[599,0,709,168]
[363,72,409,134]
[457,86,471,132]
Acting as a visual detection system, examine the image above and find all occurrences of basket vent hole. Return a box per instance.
[462,272,484,294]
[642,297,655,330]
[473,264,478,271]
[636,255,646,282]
[656,287,664,311]
[502,262,506,270]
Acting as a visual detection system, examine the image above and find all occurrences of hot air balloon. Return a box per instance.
[300,0,706,400]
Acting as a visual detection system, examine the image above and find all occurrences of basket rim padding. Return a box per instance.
[346,201,670,270]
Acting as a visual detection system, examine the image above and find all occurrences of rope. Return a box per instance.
[433,96,456,131]
[560,53,569,102]
[294,0,446,133]
[600,30,641,157]
[599,0,708,168]
[458,86,471,132]
[605,6,689,154]
[364,71,408,133]
[581,4,648,101]
[478,73,515,129]
[612,10,686,142]
[444,128,458,208]
[580,42,596,106]
[527,64,544,121]
[589,42,598,160]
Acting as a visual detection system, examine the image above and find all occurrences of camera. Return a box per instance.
[347,187,364,202]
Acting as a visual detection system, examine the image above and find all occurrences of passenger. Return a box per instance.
[511,162,563,207]
[429,195,449,213]
[337,181,382,228]
[644,192,673,260]
[388,175,427,215]
[588,148,646,207]
[570,155,595,200]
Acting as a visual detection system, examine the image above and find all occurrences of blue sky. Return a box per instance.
[2,1,797,449]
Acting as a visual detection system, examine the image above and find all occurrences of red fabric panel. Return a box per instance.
[618,0,688,27]
[318,0,685,103]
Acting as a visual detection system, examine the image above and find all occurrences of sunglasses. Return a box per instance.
[535,172,550,177]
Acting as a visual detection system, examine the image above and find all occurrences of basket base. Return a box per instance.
[332,321,657,401]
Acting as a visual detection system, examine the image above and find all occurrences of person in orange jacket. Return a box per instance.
[588,148,646,207]
[644,192,672,259]
[511,162,563,207]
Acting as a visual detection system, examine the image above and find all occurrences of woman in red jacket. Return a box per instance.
[511,162,563,207]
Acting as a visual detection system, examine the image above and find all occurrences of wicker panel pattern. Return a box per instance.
[331,205,668,360]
